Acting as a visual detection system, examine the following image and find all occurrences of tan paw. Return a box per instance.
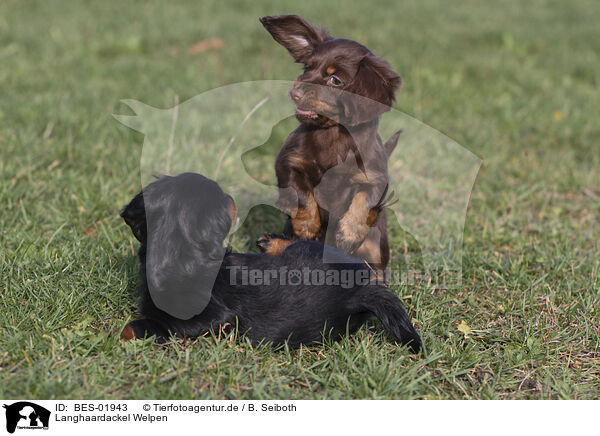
[256,234,293,255]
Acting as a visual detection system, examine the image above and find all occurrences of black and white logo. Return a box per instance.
[3,402,50,434]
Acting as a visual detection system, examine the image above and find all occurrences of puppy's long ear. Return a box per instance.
[121,191,146,242]
[342,54,401,125]
[144,177,230,320]
[260,15,331,63]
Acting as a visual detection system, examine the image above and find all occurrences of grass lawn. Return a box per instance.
[1,0,599,399]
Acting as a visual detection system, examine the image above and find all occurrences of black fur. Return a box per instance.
[120,172,421,352]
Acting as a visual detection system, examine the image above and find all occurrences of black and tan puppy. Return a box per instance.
[120,172,421,352]
[259,15,401,270]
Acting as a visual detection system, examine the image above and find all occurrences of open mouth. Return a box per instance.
[295,108,319,119]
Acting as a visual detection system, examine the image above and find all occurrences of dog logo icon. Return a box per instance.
[3,402,50,434]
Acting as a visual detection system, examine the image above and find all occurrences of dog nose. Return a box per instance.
[289,87,304,103]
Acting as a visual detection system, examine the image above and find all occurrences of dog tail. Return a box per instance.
[360,285,422,352]
[384,129,402,158]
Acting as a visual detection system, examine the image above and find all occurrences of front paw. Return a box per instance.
[336,217,370,254]
[292,215,321,239]
[256,233,293,255]
[290,193,321,239]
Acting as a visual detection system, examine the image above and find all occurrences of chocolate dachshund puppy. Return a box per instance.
[259,15,402,270]
[120,172,421,352]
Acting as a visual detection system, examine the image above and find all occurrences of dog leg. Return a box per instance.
[276,159,321,240]
[336,192,379,253]
[354,211,389,271]
[289,191,321,239]
[256,233,294,255]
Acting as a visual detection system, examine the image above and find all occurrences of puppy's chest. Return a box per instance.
[287,134,366,185]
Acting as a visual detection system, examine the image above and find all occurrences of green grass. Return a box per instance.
[1,0,599,399]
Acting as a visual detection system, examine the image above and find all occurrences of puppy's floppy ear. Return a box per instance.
[121,191,146,242]
[143,175,230,320]
[260,15,331,63]
[342,54,401,125]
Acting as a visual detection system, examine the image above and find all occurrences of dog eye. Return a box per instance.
[327,75,343,87]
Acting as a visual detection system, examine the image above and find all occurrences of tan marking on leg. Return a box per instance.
[263,237,294,255]
[120,325,136,340]
[355,227,387,273]
[336,192,371,250]
[350,170,387,184]
[291,192,321,239]
[355,236,382,265]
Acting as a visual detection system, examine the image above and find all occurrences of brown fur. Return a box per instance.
[256,234,294,256]
[260,15,401,270]
[290,191,321,239]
